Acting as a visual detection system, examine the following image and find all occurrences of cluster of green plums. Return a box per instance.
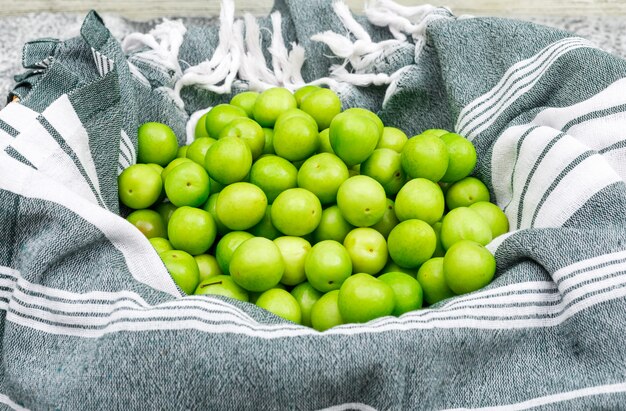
[117,85,509,331]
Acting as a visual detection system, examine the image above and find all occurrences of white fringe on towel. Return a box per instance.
[122,19,187,87]
[310,0,453,106]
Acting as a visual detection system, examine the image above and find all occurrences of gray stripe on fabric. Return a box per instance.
[529,150,596,227]
[562,103,626,133]
[4,147,36,169]
[0,119,18,137]
[36,115,106,209]
[462,40,584,137]
[515,132,567,229]
[599,139,626,154]
[118,146,131,165]
[555,256,626,287]
[504,125,539,212]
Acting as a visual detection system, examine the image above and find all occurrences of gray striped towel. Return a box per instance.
[1,0,625,409]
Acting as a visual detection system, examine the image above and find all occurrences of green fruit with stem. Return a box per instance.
[163,161,210,207]
[194,275,249,302]
[118,164,162,209]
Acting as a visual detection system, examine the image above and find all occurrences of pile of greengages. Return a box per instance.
[118,86,509,331]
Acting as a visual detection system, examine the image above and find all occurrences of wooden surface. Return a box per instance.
[0,0,624,20]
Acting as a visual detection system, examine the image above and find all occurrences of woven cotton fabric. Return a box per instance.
[1,0,626,409]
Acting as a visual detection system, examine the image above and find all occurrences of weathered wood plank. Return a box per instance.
[0,0,623,20]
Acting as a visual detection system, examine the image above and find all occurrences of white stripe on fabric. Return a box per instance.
[516,136,608,228]
[602,146,626,180]
[486,230,517,255]
[498,126,563,228]
[456,37,585,130]
[565,110,626,151]
[0,266,257,325]
[90,47,115,77]
[446,381,626,410]
[0,102,39,136]
[3,243,626,337]
[457,38,595,139]
[317,403,377,411]
[490,124,535,211]
[491,122,621,230]
[119,130,136,166]
[532,77,626,131]
[6,119,100,205]
[0,156,180,298]
[532,153,620,228]
[42,95,107,207]
[0,130,12,145]
[0,393,29,411]
[553,248,626,283]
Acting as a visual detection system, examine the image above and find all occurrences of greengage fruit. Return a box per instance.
[216,182,267,231]
[194,275,249,302]
[443,240,496,295]
[127,209,166,238]
[416,257,455,305]
[167,206,216,255]
[305,240,352,292]
[336,175,387,227]
[311,290,344,331]
[378,272,423,316]
[387,219,436,268]
[160,250,200,295]
[338,273,394,323]
[137,122,179,166]
[205,104,247,138]
[256,288,302,324]
[229,237,285,292]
